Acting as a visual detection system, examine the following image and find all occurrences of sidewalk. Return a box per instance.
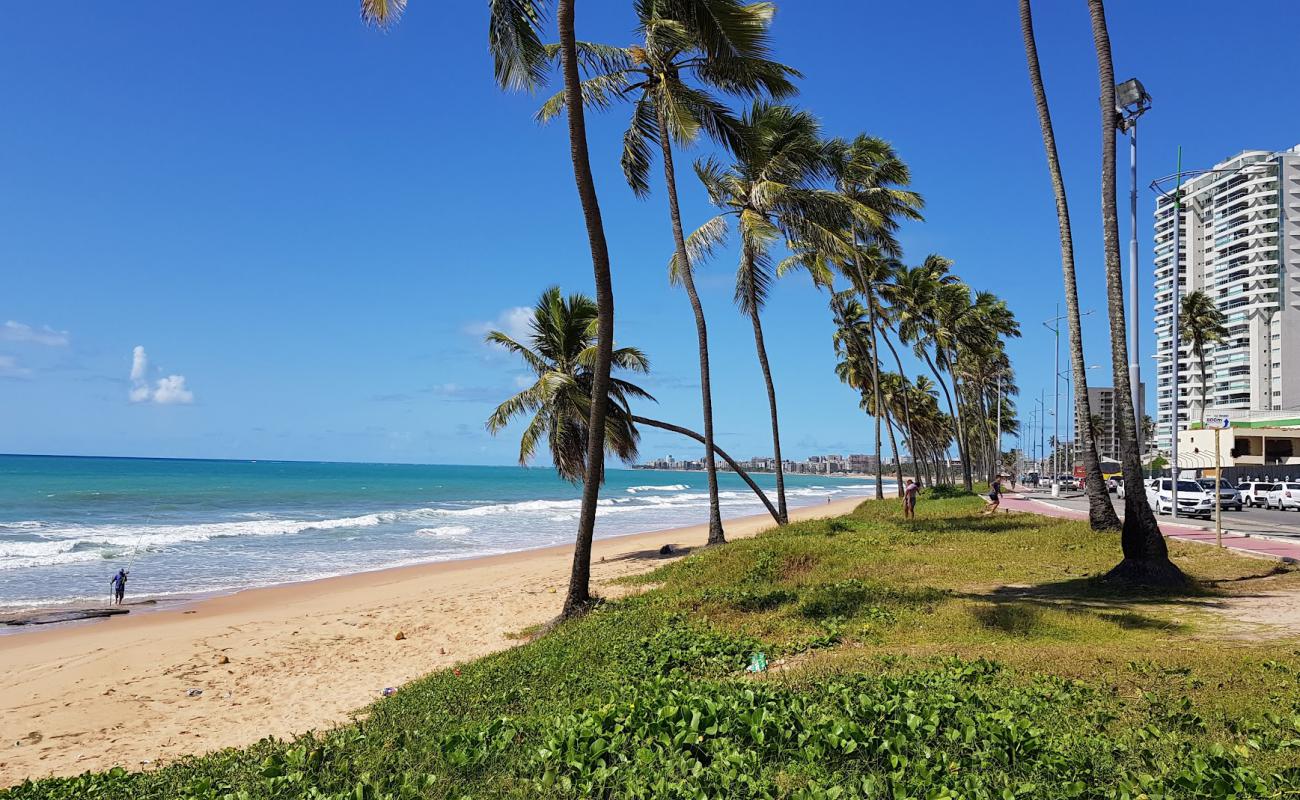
[999,493,1300,565]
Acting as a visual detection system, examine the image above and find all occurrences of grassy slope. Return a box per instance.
[8,493,1300,799]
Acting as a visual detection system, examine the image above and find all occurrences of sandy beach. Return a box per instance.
[0,496,868,786]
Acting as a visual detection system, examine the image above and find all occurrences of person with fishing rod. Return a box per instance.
[110,568,129,605]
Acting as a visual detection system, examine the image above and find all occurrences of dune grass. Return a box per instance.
[7,493,1300,799]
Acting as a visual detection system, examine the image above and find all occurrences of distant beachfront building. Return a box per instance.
[1153,144,1300,454]
[1076,384,1145,462]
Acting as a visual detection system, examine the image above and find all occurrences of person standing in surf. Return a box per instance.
[110,569,128,605]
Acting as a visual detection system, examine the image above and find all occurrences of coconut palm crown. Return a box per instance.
[486,287,653,483]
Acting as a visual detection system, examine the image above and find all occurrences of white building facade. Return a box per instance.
[1153,145,1300,454]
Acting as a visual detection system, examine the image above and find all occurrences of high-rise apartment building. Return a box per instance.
[1077,384,1146,462]
[1153,145,1300,454]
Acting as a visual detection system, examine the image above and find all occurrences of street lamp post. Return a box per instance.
[1116,78,1151,457]
[1044,307,1095,497]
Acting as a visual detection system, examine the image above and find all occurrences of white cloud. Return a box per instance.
[3,320,70,347]
[152,375,194,405]
[466,306,534,344]
[130,345,148,382]
[129,346,195,405]
[0,354,32,377]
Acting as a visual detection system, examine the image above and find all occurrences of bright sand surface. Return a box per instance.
[0,495,869,785]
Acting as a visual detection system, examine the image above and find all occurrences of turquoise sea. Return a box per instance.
[0,455,883,609]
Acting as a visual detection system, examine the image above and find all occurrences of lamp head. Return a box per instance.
[1115,78,1152,124]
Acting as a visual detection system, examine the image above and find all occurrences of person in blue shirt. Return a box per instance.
[110,569,128,605]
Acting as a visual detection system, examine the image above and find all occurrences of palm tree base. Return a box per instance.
[560,593,605,621]
[1088,507,1122,532]
[1100,557,1188,589]
[706,523,727,546]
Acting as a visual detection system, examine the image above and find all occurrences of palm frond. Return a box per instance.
[621,96,659,197]
[670,214,729,283]
[489,0,549,92]
[360,0,406,28]
[536,71,636,123]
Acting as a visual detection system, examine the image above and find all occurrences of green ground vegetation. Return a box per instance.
[8,493,1300,799]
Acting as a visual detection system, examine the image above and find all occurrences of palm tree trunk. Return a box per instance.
[1020,0,1122,531]
[1087,0,1185,586]
[744,246,788,523]
[945,349,975,492]
[654,106,724,545]
[884,412,905,496]
[557,0,617,618]
[1198,345,1209,427]
[631,415,779,524]
[880,333,919,486]
[973,378,995,485]
[867,293,885,500]
[921,348,965,485]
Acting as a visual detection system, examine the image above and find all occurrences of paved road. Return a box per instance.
[1016,488,1300,540]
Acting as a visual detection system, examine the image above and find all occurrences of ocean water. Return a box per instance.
[0,455,884,609]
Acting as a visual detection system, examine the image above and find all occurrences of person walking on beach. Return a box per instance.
[903,478,919,520]
[982,477,1003,516]
[111,569,128,605]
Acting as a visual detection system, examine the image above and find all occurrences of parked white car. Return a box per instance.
[1265,482,1300,511]
[1145,478,1215,519]
[1237,481,1274,508]
[1197,478,1243,511]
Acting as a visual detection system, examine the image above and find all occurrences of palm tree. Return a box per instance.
[1019,0,1121,532]
[490,289,784,526]
[537,0,798,546]
[361,0,624,616]
[891,257,977,487]
[1087,0,1185,587]
[486,288,652,480]
[688,103,847,523]
[822,138,923,497]
[1179,291,1228,427]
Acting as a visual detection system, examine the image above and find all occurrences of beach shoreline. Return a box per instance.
[0,495,872,785]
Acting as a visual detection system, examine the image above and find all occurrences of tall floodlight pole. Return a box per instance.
[1170,146,1183,514]
[1116,78,1151,460]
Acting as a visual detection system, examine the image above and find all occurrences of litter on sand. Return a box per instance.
[186,688,203,697]
[382,687,397,697]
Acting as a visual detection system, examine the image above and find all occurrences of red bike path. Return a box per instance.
[998,492,1300,565]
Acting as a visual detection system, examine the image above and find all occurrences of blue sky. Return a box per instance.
[2,1,1296,465]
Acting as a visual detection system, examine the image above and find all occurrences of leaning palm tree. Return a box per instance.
[489,287,784,524]
[486,287,652,480]
[688,103,848,523]
[1178,291,1227,427]
[1019,0,1121,531]
[361,0,621,616]
[1087,0,1185,586]
[537,0,798,546]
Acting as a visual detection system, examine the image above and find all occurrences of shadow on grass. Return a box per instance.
[603,544,698,565]
[900,514,1047,536]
